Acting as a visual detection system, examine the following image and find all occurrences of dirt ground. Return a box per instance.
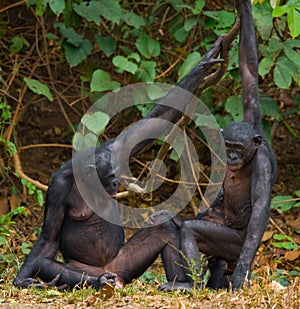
[0,3,300,307]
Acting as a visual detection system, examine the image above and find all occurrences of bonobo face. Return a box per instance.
[80,143,119,197]
[98,168,118,197]
[95,148,119,197]
[223,122,261,172]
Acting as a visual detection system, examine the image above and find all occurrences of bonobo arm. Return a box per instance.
[231,151,272,290]
[14,171,70,288]
[113,36,224,156]
[238,0,262,134]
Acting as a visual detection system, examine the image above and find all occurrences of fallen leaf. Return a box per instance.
[0,196,9,215]
[9,194,22,210]
[284,250,300,261]
[262,230,274,242]
[95,283,115,300]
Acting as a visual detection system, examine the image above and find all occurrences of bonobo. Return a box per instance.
[161,0,277,291]
[14,37,224,291]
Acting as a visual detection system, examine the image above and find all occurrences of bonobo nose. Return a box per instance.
[112,179,118,189]
[228,153,238,160]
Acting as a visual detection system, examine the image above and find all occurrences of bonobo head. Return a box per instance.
[74,141,118,197]
[223,122,261,172]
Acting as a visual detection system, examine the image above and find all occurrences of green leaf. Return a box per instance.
[136,61,156,82]
[259,97,280,120]
[48,0,65,16]
[144,84,166,101]
[274,56,296,89]
[136,33,160,59]
[90,69,120,92]
[36,190,44,206]
[72,132,99,151]
[128,53,140,62]
[194,114,219,129]
[204,10,235,34]
[253,1,273,40]
[272,4,290,17]
[35,0,47,16]
[178,52,201,81]
[24,78,53,101]
[259,57,274,77]
[287,8,300,38]
[21,243,32,255]
[122,11,145,29]
[81,111,110,135]
[113,55,138,74]
[271,195,296,213]
[284,39,300,49]
[174,27,189,43]
[184,18,198,32]
[284,46,300,65]
[54,23,82,46]
[10,36,29,54]
[170,134,185,161]
[98,0,121,23]
[273,3,300,38]
[192,0,205,14]
[225,96,243,122]
[73,1,102,25]
[62,39,93,67]
[73,0,121,24]
[272,241,298,250]
[95,35,116,57]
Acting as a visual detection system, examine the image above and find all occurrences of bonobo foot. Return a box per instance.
[149,210,183,228]
[98,272,118,289]
[158,281,193,293]
[13,274,67,290]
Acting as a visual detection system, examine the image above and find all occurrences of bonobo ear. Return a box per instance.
[252,134,262,147]
[84,164,96,181]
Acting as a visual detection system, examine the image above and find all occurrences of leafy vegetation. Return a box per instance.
[0,0,299,306]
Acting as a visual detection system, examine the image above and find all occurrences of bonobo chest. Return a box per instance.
[223,162,253,229]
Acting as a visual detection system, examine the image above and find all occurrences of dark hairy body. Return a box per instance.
[14,37,224,291]
[159,0,277,292]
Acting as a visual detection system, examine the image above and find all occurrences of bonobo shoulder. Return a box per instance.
[49,161,73,189]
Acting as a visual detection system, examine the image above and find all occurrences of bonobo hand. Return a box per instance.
[98,272,117,289]
[149,210,183,228]
[231,262,250,291]
[14,274,67,290]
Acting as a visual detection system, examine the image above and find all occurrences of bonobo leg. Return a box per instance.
[103,217,188,289]
[32,258,116,290]
[206,258,230,289]
[179,219,244,290]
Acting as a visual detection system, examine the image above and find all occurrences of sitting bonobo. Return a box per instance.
[159,0,277,292]
[14,36,225,291]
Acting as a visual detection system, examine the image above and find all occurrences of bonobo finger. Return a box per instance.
[15,278,41,288]
[149,209,183,228]
[46,273,62,286]
[157,282,193,293]
[149,210,175,225]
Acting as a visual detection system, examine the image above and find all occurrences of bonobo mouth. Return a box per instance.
[227,163,242,172]
[107,191,118,198]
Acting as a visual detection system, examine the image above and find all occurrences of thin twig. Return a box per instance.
[0,0,26,13]
[19,143,73,151]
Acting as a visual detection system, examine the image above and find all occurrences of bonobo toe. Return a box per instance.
[98,272,117,288]
[158,281,193,293]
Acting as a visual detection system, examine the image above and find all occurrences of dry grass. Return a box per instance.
[1,274,299,308]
